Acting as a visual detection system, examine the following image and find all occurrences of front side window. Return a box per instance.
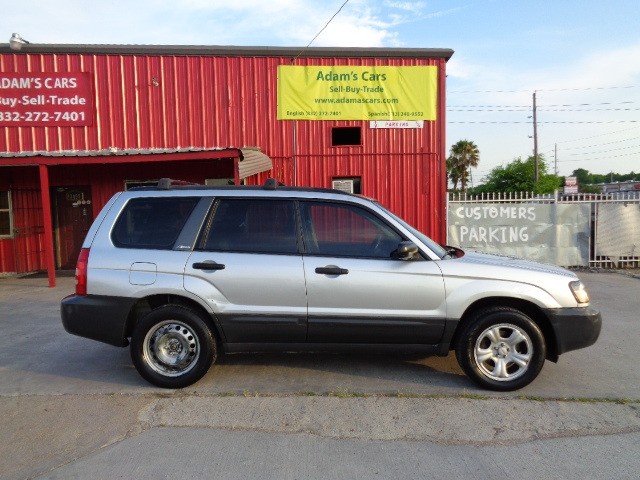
[202,199,298,254]
[0,191,12,238]
[111,197,199,249]
[300,201,403,258]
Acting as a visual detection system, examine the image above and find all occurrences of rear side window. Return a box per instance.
[202,199,298,254]
[111,197,199,249]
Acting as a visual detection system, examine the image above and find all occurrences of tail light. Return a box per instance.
[75,248,90,296]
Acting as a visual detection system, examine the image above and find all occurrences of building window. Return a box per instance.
[0,191,12,238]
[332,127,361,146]
[124,180,159,190]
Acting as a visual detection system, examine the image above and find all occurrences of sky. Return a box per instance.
[2,0,640,182]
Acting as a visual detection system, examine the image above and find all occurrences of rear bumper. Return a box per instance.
[545,306,602,356]
[61,294,136,347]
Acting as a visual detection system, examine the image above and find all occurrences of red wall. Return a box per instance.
[0,49,448,273]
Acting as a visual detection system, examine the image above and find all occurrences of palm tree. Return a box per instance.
[446,156,464,191]
[448,140,480,192]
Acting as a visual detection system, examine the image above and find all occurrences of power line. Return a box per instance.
[539,107,640,112]
[538,85,637,92]
[555,136,640,151]
[539,101,636,107]
[543,126,640,147]
[556,151,640,163]
[448,101,636,110]
[448,120,639,124]
[293,0,350,62]
[448,88,531,94]
[448,104,530,108]
[448,108,529,112]
[565,145,640,156]
[449,85,638,94]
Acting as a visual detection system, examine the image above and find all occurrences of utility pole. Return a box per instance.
[555,143,558,175]
[532,91,539,185]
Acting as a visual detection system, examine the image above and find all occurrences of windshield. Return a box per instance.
[375,203,449,259]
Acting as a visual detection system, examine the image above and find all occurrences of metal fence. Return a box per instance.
[447,191,640,268]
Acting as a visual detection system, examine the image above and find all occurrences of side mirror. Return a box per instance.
[395,241,419,260]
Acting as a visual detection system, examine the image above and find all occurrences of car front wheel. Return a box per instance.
[130,305,216,388]
[455,307,546,391]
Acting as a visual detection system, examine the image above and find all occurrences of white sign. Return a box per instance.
[447,203,591,266]
[369,120,424,129]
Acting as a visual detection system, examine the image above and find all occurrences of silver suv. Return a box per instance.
[61,179,601,391]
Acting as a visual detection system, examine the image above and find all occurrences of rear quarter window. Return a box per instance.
[111,197,199,249]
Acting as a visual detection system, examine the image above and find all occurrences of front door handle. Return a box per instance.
[193,261,225,271]
[315,266,349,275]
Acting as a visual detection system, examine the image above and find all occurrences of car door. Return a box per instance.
[184,198,307,344]
[300,200,446,345]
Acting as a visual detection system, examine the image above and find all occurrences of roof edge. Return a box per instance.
[0,44,454,60]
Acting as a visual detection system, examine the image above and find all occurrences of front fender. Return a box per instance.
[444,277,562,320]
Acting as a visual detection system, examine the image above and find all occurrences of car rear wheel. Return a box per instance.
[455,307,546,391]
[130,305,216,388]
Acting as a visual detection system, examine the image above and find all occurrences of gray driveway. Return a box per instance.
[1,271,638,479]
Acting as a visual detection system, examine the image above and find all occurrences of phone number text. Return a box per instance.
[0,111,87,122]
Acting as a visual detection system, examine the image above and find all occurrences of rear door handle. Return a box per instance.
[192,261,225,271]
[315,266,349,275]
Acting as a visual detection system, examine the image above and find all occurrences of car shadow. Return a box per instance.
[196,349,473,393]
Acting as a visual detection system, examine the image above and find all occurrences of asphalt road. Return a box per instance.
[1,271,639,479]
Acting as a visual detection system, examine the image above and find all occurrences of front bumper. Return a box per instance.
[544,306,602,356]
[61,294,137,347]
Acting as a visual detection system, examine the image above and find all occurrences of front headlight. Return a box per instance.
[570,280,590,304]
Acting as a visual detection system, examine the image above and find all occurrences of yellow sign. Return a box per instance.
[277,65,438,121]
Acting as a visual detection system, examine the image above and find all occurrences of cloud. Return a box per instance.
[2,0,456,48]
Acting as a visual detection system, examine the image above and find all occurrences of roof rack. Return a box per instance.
[157,178,201,189]
[263,178,284,190]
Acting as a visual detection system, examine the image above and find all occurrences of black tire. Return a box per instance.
[455,307,546,391]
[130,305,216,389]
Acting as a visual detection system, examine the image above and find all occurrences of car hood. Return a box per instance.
[440,249,577,280]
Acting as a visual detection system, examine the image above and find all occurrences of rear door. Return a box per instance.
[300,201,446,345]
[184,198,307,343]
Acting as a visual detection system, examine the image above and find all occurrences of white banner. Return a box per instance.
[447,203,591,266]
[596,203,640,259]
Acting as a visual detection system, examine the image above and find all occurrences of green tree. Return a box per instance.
[472,155,562,194]
[447,140,479,192]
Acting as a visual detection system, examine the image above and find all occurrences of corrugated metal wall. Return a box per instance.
[1,50,448,272]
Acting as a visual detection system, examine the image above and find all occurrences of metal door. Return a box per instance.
[11,188,44,274]
[52,186,93,269]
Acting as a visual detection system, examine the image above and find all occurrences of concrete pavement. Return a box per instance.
[1,271,639,479]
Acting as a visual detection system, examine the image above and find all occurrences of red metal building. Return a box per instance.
[0,44,453,286]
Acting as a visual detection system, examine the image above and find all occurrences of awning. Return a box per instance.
[239,147,273,179]
[0,146,274,177]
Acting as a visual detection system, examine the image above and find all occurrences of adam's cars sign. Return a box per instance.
[0,72,93,126]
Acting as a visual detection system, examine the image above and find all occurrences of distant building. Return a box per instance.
[600,181,640,194]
